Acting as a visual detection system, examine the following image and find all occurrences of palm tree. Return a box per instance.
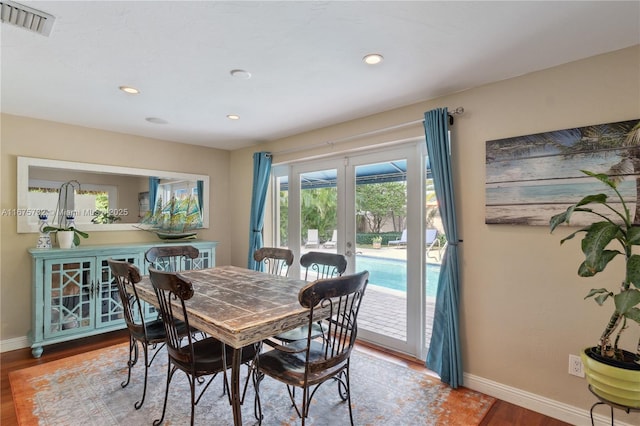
[552,121,640,222]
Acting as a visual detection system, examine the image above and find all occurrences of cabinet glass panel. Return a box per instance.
[44,259,94,338]
[96,254,139,328]
[191,251,212,270]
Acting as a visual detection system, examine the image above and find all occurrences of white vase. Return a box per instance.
[57,230,75,249]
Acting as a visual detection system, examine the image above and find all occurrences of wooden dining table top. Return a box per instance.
[136,265,312,348]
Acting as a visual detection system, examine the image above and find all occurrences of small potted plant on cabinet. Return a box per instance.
[43,219,89,248]
[550,170,640,409]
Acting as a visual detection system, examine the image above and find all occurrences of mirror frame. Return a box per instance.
[17,156,210,233]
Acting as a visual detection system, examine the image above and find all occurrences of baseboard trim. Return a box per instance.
[464,373,635,426]
[1,335,30,353]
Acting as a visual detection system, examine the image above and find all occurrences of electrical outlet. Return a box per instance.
[568,354,585,377]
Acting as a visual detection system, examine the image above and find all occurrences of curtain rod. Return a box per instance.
[270,107,464,157]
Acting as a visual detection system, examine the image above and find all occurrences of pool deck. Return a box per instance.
[301,244,441,352]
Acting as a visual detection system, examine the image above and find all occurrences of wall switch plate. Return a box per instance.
[568,354,585,377]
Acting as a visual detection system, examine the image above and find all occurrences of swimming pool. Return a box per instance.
[355,255,440,297]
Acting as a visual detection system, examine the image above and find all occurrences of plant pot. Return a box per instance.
[372,242,382,249]
[57,231,75,249]
[581,347,640,409]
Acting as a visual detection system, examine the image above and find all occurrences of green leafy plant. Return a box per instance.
[42,225,89,246]
[550,170,640,364]
[372,235,382,244]
[91,210,122,224]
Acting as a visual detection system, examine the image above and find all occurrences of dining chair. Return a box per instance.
[108,258,188,410]
[144,245,201,272]
[253,247,294,276]
[275,251,348,343]
[253,270,370,425]
[148,267,258,426]
[300,250,347,281]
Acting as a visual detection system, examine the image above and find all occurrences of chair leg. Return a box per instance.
[134,341,150,409]
[153,359,176,426]
[189,374,196,426]
[345,365,354,426]
[253,365,264,424]
[121,336,138,389]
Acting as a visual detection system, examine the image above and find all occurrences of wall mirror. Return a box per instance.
[17,156,210,233]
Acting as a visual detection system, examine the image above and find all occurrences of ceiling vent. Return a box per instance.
[0,0,54,36]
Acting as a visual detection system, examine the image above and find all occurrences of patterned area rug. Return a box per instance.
[10,343,495,425]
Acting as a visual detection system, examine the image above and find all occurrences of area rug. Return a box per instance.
[10,343,495,425]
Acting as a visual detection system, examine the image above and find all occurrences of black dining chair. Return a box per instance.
[144,245,201,272]
[275,251,348,344]
[148,267,258,426]
[108,258,189,410]
[253,247,294,276]
[300,251,347,281]
[253,270,369,425]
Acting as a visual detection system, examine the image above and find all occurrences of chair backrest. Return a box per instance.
[399,229,408,243]
[145,245,200,272]
[107,259,146,336]
[299,251,347,281]
[148,267,196,364]
[299,270,369,367]
[253,247,294,276]
[307,229,319,243]
[426,229,437,244]
[329,230,337,243]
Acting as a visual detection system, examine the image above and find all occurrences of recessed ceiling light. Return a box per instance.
[363,53,384,65]
[227,114,240,120]
[145,117,167,124]
[119,85,140,94]
[230,69,251,79]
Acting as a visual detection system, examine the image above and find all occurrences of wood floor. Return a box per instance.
[1,330,569,426]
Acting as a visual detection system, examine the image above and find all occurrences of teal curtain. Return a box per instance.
[149,177,160,213]
[247,152,272,271]
[197,180,204,217]
[423,108,463,388]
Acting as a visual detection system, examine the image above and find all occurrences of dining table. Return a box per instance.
[135,265,312,426]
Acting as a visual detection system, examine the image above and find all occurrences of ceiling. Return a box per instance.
[2,1,639,151]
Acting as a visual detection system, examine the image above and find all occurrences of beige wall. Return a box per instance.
[229,46,640,420]
[2,45,639,421]
[1,115,231,341]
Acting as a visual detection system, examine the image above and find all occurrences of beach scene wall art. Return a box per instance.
[485,119,640,226]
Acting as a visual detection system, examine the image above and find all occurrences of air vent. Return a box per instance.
[0,0,54,36]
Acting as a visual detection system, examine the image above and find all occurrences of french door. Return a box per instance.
[271,141,433,359]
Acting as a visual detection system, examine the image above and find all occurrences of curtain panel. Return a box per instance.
[423,108,463,388]
[247,152,272,270]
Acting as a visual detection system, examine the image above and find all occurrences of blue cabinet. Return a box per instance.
[28,240,217,358]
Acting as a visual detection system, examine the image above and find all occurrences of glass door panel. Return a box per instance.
[276,142,430,358]
[348,155,411,350]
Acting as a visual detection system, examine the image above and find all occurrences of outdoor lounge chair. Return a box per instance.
[426,229,444,261]
[322,230,337,248]
[304,229,320,248]
[388,229,407,246]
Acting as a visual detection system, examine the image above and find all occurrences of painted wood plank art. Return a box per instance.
[485,119,640,226]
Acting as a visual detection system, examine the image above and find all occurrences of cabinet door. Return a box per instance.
[190,248,214,270]
[44,258,95,339]
[95,254,142,328]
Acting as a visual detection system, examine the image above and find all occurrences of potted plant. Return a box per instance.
[550,170,640,408]
[43,224,89,248]
[372,235,382,249]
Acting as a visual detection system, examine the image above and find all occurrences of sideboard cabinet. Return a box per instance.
[28,240,217,358]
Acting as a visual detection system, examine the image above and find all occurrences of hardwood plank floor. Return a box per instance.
[1,330,569,425]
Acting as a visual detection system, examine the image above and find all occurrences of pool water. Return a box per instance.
[355,255,440,297]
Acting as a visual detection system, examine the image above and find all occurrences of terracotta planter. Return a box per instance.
[57,231,75,249]
[372,242,382,249]
[581,347,640,409]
